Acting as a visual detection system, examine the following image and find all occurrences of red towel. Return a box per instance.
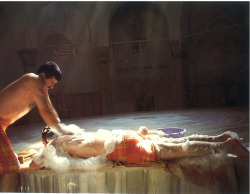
[107,133,159,164]
[0,128,20,175]
[0,117,10,132]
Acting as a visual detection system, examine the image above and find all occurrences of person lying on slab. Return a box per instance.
[29,126,249,193]
[29,126,249,170]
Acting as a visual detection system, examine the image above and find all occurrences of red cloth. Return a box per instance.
[0,127,20,175]
[107,133,160,164]
[0,117,10,132]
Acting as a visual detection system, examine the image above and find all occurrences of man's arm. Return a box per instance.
[31,77,73,135]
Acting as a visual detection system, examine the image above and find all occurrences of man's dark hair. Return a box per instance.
[36,61,62,81]
[41,126,58,146]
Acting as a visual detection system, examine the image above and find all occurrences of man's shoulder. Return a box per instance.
[19,73,41,88]
[21,73,40,83]
[22,73,39,79]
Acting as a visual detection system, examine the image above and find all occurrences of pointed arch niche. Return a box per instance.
[109,2,185,113]
[110,2,170,74]
[37,2,91,46]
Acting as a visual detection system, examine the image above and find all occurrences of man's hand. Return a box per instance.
[137,126,149,135]
[54,123,84,135]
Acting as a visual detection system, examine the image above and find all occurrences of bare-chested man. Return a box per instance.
[0,61,73,192]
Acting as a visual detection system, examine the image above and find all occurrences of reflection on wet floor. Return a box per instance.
[6,107,249,154]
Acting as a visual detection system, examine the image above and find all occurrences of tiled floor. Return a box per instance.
[6,107,249,154]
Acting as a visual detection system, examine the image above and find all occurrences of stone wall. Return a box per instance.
[0,2,248,125]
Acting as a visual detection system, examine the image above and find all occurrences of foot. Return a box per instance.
[215,131,239,142]
[223,138,249,158]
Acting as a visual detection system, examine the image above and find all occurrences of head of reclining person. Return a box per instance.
[41,127,59,146]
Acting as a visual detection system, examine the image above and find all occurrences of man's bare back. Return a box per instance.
[0,73,59,130]
[0,74,40,126]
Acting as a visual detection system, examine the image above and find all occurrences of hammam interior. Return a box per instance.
[0,1,249,193]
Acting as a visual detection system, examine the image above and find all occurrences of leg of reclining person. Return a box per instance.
[158,138,249,160]
[182,132,237,142]
[159,132,237,144]
[157,141,215,160]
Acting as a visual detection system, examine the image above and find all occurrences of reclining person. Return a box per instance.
[29,127,249,170]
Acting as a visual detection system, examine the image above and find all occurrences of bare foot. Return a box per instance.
[215,133,233,142]
[223,138,249,158]
[214,131,239,142]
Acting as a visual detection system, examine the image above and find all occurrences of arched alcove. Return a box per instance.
[109,2,184,113]
[37,2,92,46]
[110,2,170,73]
[36,2,97,95]
[34,2,103,118]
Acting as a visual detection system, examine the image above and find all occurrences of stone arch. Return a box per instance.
[37,2,92,46]
[110,2,170,73]
[36,2,96,96]
[109,2,175,112]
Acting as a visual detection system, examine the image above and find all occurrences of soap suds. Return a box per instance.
[227,153,237,158]
[34,127,129,172]
[182,139,190,151]
[224,131,239,140]
[34,144,111,173]
[33,125,243,172]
